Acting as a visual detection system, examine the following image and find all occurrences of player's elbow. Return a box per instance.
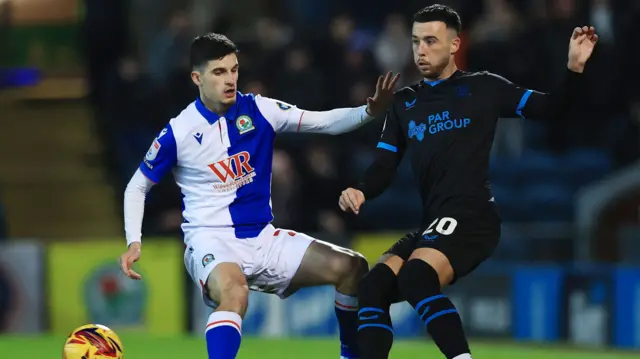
[302,112,362,135]
[125,170,153,195]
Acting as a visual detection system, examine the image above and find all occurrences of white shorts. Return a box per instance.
[183,224,314,308]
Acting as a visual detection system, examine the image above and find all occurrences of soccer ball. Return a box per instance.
[63,324,124,359]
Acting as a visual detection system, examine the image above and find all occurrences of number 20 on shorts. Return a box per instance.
[422,217,458,236]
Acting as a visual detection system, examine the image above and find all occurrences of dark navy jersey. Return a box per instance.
[356,69,582,223]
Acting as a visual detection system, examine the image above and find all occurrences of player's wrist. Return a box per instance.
[127,240,141,250]
[352,183,368,198]
[364,105,375,117]
[567,62,585,73]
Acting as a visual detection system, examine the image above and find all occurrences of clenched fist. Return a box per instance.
[338,188,366,215]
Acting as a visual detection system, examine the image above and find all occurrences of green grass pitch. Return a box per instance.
[1,335,638,359]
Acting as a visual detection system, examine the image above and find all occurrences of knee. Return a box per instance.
[210,279,249,316]
[352,252,370,278]
[358,263,397,303]
[328,251,369,283]
[397,259,440,294]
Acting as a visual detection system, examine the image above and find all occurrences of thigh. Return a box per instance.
[383,231,421,264]
[184,232,246,307]
[416,209,501,284]
[286,239,367,290]
[250,227,316,298]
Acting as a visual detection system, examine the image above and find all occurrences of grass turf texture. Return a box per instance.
[0,336,638,359]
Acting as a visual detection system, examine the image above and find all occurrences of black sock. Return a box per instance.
[397,259,470,359]
[356,264,397,359]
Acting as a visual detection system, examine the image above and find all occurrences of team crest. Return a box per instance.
[276,102,292,111]
[408,120,427,142]
[236,115,255,134]
[202,254,215,267]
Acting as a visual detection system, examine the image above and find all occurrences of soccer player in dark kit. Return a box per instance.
[338,4,598,359]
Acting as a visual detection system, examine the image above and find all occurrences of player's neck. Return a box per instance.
[199,95,230,116]
[425,63,458,82]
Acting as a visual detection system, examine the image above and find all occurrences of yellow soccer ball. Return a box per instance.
[63,324,124,359]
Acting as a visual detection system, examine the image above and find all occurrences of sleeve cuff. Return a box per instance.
[566,67,584,78]
[126,238,141,247]
[362,105,374,120]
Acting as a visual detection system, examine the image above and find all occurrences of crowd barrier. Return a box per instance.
[192,264,640,349]
[1,238,640,350]
[46,239,186,335]
[0,241,44,332]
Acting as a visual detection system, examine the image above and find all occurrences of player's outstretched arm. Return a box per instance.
[494,26,598,121]
[256,72,400,134]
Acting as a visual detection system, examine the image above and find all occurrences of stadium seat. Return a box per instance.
[561,148,612,187]
[520,182,574,221]
[489,156,521,185]
[516,150,563,184]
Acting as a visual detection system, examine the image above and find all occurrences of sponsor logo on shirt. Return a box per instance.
[409,111,472,140]
[208,151,256,192]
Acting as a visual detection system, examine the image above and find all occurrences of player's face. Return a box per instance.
[412,21,460,78]
[191,53,239,106]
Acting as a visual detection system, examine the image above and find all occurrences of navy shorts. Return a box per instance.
[384,202,501,283]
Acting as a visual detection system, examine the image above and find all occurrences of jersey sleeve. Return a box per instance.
[253,95,306,132]
[354,102,405,200]
[254,94,374,134]
[377,102,406,154]
[139,124,178,183]
[490,70,583,120]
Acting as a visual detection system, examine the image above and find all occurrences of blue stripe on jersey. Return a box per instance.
[424,79,444,87]
[226,93,274,238]
[516,90,533,119]
[139,124,177,183]
[377,142,398,153]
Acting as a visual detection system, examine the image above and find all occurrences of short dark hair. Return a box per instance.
[190,33,238,69]
[413,4,462,34]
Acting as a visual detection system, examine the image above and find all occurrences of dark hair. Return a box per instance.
[190,33,238,69]
[413,4,462,34]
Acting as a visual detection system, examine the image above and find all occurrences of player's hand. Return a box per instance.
[119,242,142,280]
[567,26,598,73]
[338,188,366,215]
[366,72,400,117]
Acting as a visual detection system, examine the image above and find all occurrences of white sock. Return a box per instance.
[335,291,358,312]
[205,311,242,335]
[452,354,471,359]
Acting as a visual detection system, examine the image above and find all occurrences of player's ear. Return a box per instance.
[450,35,461,55]
[191,70,202,87]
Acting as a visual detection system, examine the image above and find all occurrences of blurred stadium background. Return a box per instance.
[1,0,640,358]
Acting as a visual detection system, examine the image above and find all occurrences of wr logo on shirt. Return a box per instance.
[208,151,256,192]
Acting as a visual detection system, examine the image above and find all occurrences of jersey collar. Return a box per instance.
[422,70,462,87]
[195,95,239,125]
